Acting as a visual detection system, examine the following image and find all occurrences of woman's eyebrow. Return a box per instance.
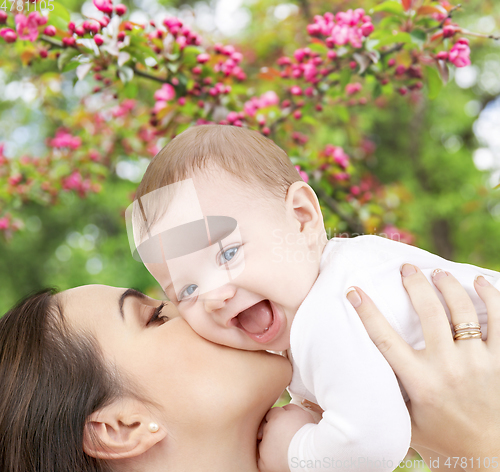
[118,288,147,321]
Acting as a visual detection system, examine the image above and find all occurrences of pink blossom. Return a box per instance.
[153,101,167,114]
[333,172,350,181]
[345,82,362,95]
[350,185,360,196]
[449,39,471,68]
[163,17,182,29]
[15,12,45,42]
[243,98,259,117]
[197,53,210,64]
[361,22,374,37]
[49,129,82,149]
[277,56,292,66]
[295,165,309,183]
[336,9,365,27]
[93,0,113,14]
[0,217,9,230]
[290,85,302,96]
[112,99,136,117]
[154,83,175,102]
[383,225,415,245]
[231,52,243,63]
[259,91,279,107]
[442,25,457,38]
[0,28,17,43]
[294,48,307,62]
[89,150,100,162]
[63,171,82,191]
[243,91,279,117]
[114,4,127,16]
[325,145,350,169]
[43,25,56,36]
[94,34,104,46]
[308,9,370,49]
[8,174,22,186]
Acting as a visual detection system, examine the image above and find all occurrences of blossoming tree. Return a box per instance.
[0,0,499,311]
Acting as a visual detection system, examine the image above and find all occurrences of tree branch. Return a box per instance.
[460,30,500,40]
[427,4,462,33]
[380,42,405,57]
[132,66,168,83]
[297,0,312,20]
[314,186,365,235]
[40,34,63,48]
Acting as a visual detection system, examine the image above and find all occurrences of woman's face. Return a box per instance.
[59,284,292,430]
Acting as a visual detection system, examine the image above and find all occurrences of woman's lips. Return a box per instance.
[234,300,283,344]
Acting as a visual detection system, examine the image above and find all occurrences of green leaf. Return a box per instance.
[370,1,405,16]
[375,32,413,49]
[309,43,328,55]
[410,29,427,42]
[57,49,80,71]
[166,62,179,73]
[46,14,68,31]
[340,67,352,90]
[410,29,427,48]
[182,45,202,56]
[123,81,138,99]
[425,65,443,100]
[50,2,70,22]
[122,46,148,67]
[372,82,382,99]
[302,115,318,126]
[335,105,349,123]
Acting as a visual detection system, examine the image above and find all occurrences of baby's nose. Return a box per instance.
[202,285,236,314]
[203,297,226,313]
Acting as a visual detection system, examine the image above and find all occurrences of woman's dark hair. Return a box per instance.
[0,289,123,472]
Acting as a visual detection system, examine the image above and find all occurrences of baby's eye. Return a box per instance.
[179,284,198,301]
[219,246,240,264]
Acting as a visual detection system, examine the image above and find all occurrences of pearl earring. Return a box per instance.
[148,422,159,433]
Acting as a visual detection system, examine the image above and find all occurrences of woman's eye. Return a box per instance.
[220,246,239,264]
[147,302,169,326]
[180,284,198,300]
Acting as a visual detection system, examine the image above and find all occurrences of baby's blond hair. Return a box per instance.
[136,124,302,201]
[133,124,302,239]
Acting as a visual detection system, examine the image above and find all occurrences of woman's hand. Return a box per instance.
[346,264,500,464]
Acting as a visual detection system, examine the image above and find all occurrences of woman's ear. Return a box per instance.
[285,181,325,237]
[83,397,167,461]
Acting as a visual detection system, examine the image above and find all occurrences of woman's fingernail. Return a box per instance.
[475,275,491,287]
[346,287,362,308]
[401,264,417,277]
[432,268,448,281]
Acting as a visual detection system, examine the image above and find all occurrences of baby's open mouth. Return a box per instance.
[233,300,282,344]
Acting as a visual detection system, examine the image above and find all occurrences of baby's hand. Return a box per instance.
[257,404,314,472]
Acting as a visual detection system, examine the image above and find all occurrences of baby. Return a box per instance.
[128,124,500,472]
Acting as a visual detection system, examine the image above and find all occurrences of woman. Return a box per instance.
[0,284,295,472]
[1,273,499,472]
[347,266,500,469]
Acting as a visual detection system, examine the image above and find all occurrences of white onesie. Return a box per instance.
[287,235,500,472]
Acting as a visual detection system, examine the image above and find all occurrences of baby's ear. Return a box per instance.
[83,397,167,461]
[285,182,324,235]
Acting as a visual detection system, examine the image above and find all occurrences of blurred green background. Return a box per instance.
[1,0,499,318]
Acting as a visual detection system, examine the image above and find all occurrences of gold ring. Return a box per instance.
[453,322,481,332]
[454,331,482,340]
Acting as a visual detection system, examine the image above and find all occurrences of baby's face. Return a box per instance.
[143,168,321,351]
